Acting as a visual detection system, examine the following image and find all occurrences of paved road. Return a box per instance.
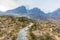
[16,23,33,40]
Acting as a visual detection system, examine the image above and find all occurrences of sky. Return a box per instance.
[0,0,60,13]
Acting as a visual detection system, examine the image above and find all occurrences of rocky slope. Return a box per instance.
[0,15,32,40]
[27,21,60,40]
[0,15,60,40]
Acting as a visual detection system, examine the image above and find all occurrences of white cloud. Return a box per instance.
[0,0,60,13]
[0,0,19,11]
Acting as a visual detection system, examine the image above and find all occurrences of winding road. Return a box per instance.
[16,23,33,40]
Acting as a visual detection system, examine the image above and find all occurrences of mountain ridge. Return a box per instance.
[0,6,60,22]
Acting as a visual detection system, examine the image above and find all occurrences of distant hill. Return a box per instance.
[28,8,48,20]
[5,6,48,21]
[48,8,60,18]
[0,11,3,13]
[0,6,60,22]
[47,8,60,23]
[6,6,27,13]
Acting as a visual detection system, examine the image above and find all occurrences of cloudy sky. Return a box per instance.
[0,0,60,13]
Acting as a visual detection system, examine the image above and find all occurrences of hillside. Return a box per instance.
[0,15,60,40]
[0,15,33,40]
[27,21,60,40]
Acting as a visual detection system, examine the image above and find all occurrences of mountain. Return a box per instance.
[6,6,27,13]
[5,6,48,21]
[28,8,48,20]
[48,8,60,16]
[48,8,60,19]
[0,11,3,13]
[1,6,60,22]
[47,8,60,23]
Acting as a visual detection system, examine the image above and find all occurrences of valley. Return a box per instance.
[0,6,60,40]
